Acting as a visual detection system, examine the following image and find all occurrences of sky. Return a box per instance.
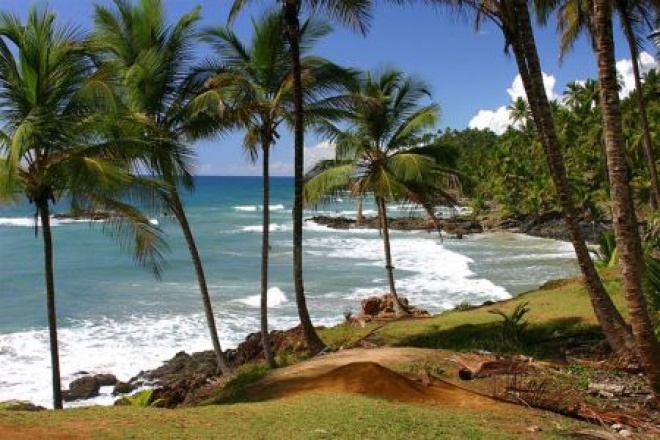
[2,0,659,175]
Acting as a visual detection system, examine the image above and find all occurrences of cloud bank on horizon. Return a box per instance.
[468,52,657,135]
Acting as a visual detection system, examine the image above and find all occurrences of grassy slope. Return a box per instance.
[0,273,626,439]
[0,393,586,439]
[320,271,626,356]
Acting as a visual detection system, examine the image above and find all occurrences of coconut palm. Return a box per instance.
[92,0,232,374]
[201,12,351,368]
[0,7,168,409]
[426,0,637,359]
[587,0,660,403]
[508,97,533,130]
[228,0,374,353]
[304,70,458,316]
[543,0,660,209]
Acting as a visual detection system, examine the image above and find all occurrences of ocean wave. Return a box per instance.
[234,287,288,308]
[239,224,292,233]
[234,204,286,212]
[304,236,511,310]
[0,217,159,228]
[0,311,340,409]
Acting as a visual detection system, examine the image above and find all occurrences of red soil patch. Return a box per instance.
[250,361,502,409]
[0,423,86,440]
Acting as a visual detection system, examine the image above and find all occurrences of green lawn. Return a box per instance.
[0,393,589,439]
[319,272,628,357]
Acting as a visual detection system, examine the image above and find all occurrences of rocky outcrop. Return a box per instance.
[53,211,113,221]
[358,294,430,321]
[94,374,117,387]
[63,376,101,401]
[308,216,482,237]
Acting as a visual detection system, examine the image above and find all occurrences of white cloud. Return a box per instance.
[468,106,512,135]
[616,51,656,98]
[468,72,558,134]
[507,72,558,101]
[304,140,335,171]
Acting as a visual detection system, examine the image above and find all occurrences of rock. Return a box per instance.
[618,430,632,438]
[458,368,474,380]
[588,382,626,397]
[1,401,46,411]
[113,381,137,395]
[357,293,429,321]
[63,376,100,401]
[94,374,118,387]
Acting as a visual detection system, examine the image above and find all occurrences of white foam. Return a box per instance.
[234,287,288,308]
[239,224,291,233]
[305,235,511,310]
[0,310,340,409]
[234,204,285,212]
[0,217,110,227]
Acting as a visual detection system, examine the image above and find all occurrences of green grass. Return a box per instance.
[318,272,628,358]
[200,363,270,405]
[0,393,589,439]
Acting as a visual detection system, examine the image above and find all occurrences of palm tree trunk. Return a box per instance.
[621,14,660,210]
[284,1,326,353]
[38,198,63,410]
[591,0,660,402]
[377,197,407,317]
[510,0,637,359]
[261,143,276,368]
[169,188,232,375]
[422,203,444,239]
[356,197,364,226]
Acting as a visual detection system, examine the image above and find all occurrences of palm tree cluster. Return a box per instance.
[2,0,660,409]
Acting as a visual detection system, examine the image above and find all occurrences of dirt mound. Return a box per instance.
[250,360,501,409]
[299,362,427,401]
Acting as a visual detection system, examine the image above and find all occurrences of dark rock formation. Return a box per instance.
[94,374,117,387]
[358,293,430,321]
[112,381,137,395]
[63,376,101,401]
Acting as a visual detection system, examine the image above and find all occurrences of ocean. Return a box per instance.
[0,176,578,407]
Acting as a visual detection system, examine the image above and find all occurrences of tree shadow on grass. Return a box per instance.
[390,317,604,359]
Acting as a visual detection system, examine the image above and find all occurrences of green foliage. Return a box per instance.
[118,389,164,408]
[593,231,618,270]
[452,69,660,218]
[202,363,270,405]
[488,302,531,350]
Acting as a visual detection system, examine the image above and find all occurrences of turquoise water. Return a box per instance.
[0,176,577,407]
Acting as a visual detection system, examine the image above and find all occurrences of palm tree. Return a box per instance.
[228,0,374,353]
[201,12,350,368]
[428,0,637,359]
[508,97,533,130]
[0,7,168,409]
[547,0,660,209]
[92,0,232,374]
[588,0,660,403]
[305,70,458,317]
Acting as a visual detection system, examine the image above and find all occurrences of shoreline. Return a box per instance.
[308,211,610,244]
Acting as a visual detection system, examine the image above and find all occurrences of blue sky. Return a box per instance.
[2,0,657,175]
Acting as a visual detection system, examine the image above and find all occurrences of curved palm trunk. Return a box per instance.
[422,202,444,239]
[377,197,408,317]
[621,14,660,210]
[261,144,276,368]
[38,199,63,410]
[511,0,637,359]
[169,188,232,375]
[284,2,326,354]
[591,0,660,402]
